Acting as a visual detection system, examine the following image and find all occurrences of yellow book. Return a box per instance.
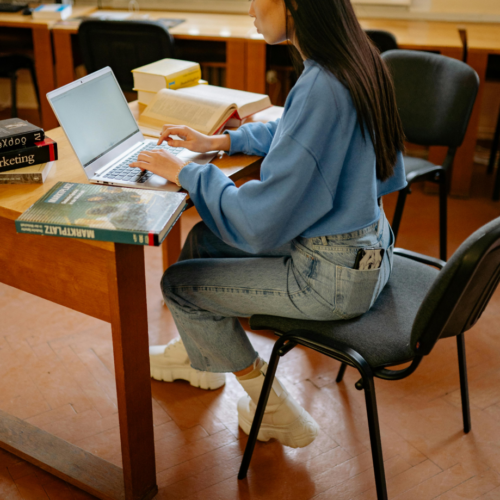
[135,80,208,106]
[132,59,202,92]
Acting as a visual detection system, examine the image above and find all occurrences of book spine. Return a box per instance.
[165,67,202,90]
[0,141,57,173]
[0,173,43,184]
[15,220,157,246]
[0,130,45,153]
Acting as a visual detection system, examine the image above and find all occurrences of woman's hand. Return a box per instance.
[158,125,231,153]
[129,149,185,185]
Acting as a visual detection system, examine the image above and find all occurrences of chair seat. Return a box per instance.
[403,155,442,184]
[0,55,34,77]
[250,255,439,368]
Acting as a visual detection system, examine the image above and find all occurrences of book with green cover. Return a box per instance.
[16,182,187,246]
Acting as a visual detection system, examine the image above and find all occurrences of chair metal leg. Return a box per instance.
[391,188,408,243]
[336,362,347,383]
[28,64,41,117]
[493,152,500,202]
[438,171,447,261]
[456,333,471,433]
[487,111,500,175]
[362,374,388,500]
[10,72,18,118]
[238,338,289,480]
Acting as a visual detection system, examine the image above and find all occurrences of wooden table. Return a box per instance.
[50,7,263,93]
[0,12,59,131]
[0,104,268,500]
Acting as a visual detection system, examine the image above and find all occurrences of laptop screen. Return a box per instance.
[50,71,139,168]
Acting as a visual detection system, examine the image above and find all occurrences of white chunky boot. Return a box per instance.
[149,337,226,390]
[237,362,319,448]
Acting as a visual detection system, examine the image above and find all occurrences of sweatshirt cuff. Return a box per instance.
[178,162,201,191]
[224,129,247,155]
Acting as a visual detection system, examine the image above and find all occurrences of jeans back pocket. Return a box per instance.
[335,265,381,319]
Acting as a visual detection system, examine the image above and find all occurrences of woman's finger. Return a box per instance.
[158,126,188,145]
[165,138,186,148]
[137,152,153,162]
[129,161,149,170]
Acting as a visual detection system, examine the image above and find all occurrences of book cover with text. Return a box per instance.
[16,182,187,246]
[0,138,57,173]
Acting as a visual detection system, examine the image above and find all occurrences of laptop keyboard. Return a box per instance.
[103,143,184,183]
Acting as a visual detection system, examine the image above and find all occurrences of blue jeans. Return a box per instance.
[161,209,394,373]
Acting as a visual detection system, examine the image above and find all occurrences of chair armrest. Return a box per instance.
[394,248,445,270]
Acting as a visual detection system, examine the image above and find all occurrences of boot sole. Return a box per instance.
[238,410,319,448]
[150,365,226,390]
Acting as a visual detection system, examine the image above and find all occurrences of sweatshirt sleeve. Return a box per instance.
[178,132,337,254]
[224,119,280,156]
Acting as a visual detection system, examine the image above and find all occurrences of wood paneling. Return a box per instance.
[0,216,112,322]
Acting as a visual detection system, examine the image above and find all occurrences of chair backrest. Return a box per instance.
[365,30,398,53]
[78,20,174,92]
[411,217,500,355]
[381,50,479,148]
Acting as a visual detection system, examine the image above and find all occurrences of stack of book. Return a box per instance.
[0,118,58,184]
[132,58,272,137]
[132,59,204,106]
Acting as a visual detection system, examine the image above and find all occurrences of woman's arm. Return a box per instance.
[157,125,231,153]
[225,120,280,156]
[178,132,336,254]
[156,119,280,157]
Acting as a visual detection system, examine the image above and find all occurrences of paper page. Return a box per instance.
[177,85,271,118]
[140,89,232,135]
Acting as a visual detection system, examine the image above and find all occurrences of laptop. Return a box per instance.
[47,67,216,192]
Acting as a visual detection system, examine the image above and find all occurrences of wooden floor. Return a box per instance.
[1,162,500,500]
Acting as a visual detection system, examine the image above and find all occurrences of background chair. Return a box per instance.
[382,50,479,261]
[78,20,174,92]
[490,112,500,200]
[238,216,500,500]
[0,55,40,119]
[485,55,500,200]
[365,29,398,53]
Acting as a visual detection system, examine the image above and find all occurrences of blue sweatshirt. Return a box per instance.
[178,59,407,254]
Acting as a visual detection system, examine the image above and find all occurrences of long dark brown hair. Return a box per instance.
[283,0,405,181]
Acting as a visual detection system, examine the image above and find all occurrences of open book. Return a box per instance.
[138,85,272,137]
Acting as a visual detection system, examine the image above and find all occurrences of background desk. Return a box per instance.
[0,103,266,500]
[0,13,59,131]
[51,8,260,93]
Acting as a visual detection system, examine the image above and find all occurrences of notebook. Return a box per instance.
[46,67,216,192]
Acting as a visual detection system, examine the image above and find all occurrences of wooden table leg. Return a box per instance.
[226,40,246,90]
[246,41,266,93]
[53,29,76,87]
[107,244,157,500]
[32,25,58,131]
[162,221,182,272]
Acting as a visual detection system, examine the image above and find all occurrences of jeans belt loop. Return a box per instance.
[321,236,328,245]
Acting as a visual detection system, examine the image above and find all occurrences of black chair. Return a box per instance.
[489,113,500,201]
[238,216,500,500]
[365,29,398,53]
[382,50,479,261]
[78,20,174,92]
[485,56,500,201]
[0,55,40,118]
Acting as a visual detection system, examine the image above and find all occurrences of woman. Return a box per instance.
[131,0,406,449]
